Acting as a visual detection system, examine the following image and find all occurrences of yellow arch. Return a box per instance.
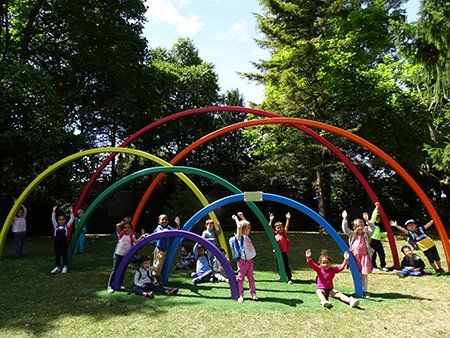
[0,147,226,257]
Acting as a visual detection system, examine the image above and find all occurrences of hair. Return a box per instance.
[318,249,332,263]
[240,220,251,228]
[205,219,214,225]
[352,218,365,229]
[219,247,226,254]
[401,245,412,254]
[182,242,193,252]
[140,255,151,264]
[274,221,283,228]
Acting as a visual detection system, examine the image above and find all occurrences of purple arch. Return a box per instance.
[112,230,238,300]
[73,106,399,266]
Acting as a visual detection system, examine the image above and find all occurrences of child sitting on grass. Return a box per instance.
[395,245,425,278]
[306,248,360,309]
[134,255,178,298]
[212,248,229,283]
[175,243,196,270]
[191,242,214,284]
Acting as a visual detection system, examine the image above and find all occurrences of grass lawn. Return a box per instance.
[0,231,449,337]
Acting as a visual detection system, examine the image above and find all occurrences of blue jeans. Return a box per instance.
[14,232,25,258]
[399,268,422,277]
[133,283,168,295]
[75,229,86,253]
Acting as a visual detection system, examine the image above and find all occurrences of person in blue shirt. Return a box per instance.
[151,214,179,283]
[191,242,214,284]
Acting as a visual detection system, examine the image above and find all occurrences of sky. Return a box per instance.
[143,0,421,106]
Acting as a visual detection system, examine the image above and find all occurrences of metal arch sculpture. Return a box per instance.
[160,192,364,297]
[67,165,287,281]
[72,106,398,266]
[153,118,450,271]
[0,148,221,257]
[112,230,239,300]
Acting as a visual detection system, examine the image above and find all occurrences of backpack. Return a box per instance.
[229,235,242,261]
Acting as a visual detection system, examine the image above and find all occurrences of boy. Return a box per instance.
[212,247,229,283]
[134,255,178,297]
[390,219,446,275]
[370,203,388,271]
[396,245,425,278]
[191,242,214,284]
[268,212,293,284]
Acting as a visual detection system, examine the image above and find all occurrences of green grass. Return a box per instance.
[0,232,449,337]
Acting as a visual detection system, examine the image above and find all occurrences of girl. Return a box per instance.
[342,210,375,298]
[268,211,293,284]
[201,219,222,247]
[306,248,360,308]
[51,205,74,274]
[107,218,135,293]
[11,199,27,258]
[233,212,257,302]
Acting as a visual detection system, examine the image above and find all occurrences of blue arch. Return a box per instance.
[162,193,363,297]
[112,230,239,300]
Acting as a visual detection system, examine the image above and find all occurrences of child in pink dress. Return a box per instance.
[341,210,375,298]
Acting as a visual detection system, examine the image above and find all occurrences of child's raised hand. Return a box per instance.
[232,214,237,221]
[52,205,58,212]
[343,251,349,259]
[375,201,380,208]
[342,210,347,219]
[362,212,369,221]
[269,213,275,221]
[305,248,312,258]
[286,212,291,219]
[174,216,180,226]
[68,205,73,213]
[390,220,398,227]
[237,212,244,219]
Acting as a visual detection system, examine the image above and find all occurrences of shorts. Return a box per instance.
[424,246,440,264]
[318,288,333,299]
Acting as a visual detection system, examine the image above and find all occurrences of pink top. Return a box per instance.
[307,259,343,290]
[350,234,373,274]
[274,230,290,253]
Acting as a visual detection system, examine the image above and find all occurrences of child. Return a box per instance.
[306,248,360,308]
[212,247,229,283]
[50,205,74,274]
[175,243,196,270]
[369,202,388,271]
[390,219,446,275]
[396,245,425,278]
[107,218,135,293]
[151,214,179,282]
[341,210,375,298]
[11,199,27,258]
[133,255,178,297]
[191,242,214,284]
[268,211,293,284]
[74,209,87,254]
[201,219,222,248]
[232,212,257,302]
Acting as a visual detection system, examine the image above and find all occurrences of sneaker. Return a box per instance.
[287,279,293,285]
[438,268,446,275]
[61,266,68,274]
[320,299,332,308]
[50,267,60,274]
[363,292,370,298]
[395,271,405,278]
[349,297,360,308]
[381,267,389,272]
[120,285,126,290]
[107,287,115,293]
[193,277,200,285]
[169,288,179,296]
[144,291,154,299]
[251,294,258,301]
[372,267,380,272]
[238,296,244,303]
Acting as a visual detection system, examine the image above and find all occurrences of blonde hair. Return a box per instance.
[352,218,365,229]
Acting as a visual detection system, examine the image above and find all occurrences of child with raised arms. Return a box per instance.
[306,248,360,308]
[268,211,293,284]
[50,205,74,274]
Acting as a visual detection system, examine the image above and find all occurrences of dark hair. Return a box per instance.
[318,249,332,263]
[219,248,226,254]
[140,255,151,264]
[401,245,412,254]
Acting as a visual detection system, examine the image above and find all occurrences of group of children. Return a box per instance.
[25,200,445,306]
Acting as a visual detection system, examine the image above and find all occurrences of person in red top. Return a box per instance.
[306,248,360,309]
[269,212,293,284]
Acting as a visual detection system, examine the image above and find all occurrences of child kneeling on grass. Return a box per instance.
[306,248,360,309]
[134,255,178,298]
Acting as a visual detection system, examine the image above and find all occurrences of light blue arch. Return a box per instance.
[162,192,363,297]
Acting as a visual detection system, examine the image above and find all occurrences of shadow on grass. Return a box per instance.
[366,292,433,302]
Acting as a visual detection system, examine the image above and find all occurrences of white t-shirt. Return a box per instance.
[240,235,256,260]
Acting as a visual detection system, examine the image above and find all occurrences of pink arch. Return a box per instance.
[74,106,400,266]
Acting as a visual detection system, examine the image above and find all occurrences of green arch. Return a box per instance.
[68,166,287,281]
[0,148,225,257]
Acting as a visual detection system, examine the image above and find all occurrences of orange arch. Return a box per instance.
[133,117,450,270]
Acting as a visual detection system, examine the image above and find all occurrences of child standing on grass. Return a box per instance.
[233,212,257,303]
[74,209,87,254]
[395,245,426,278]
[369,202,388,271]
[107,218,135,293]
[11,198,27,258]
[191,242,214,284]
[151,214,179,283]
[342,210,375,298]
[133,255,178,298]
[390,219,446,275]
[268,211,293,284]
[306,248,360,308]
[51,205,74,274]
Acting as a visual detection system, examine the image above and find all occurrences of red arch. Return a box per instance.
[133,117,450,271]
[74,106,399,266]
